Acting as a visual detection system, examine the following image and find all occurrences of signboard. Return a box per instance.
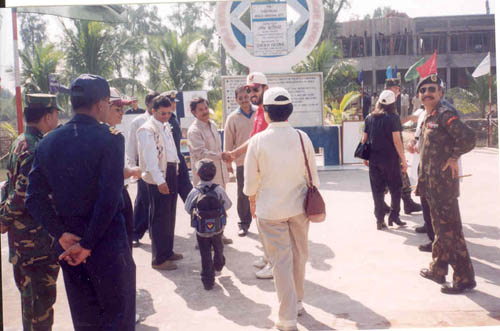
[251,2,288,57]
[342,120,364,164]
[222,72,323,127]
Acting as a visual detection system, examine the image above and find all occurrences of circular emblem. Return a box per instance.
[431,74,438,82]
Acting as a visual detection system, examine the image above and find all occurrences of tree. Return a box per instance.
[19,13,47,58]
[372,6,409,19]
[19,42,63,93]
[467,72,497,118]
[320,0,350,44]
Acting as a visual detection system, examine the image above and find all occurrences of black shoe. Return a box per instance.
[132,239,140,248]
[238,225,248,237]
[404,198,422,214]
[441,281,476,294]
[203,282,214,291]
[420,268,445,284]
[418,242,432,252]
[415,225,428,233]
[377,221,387,230]
[388,217,407,226]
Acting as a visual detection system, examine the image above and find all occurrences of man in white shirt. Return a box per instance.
[244,87,319,331]
[137,95,182,270]
[128,92,159,247]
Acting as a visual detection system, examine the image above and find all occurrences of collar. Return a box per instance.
[151,116,166,128]
[25,125,43,138]
[70,113,99,125]
[194,118,211,128]
[198,180,214,186]
[268,121,290,128]
[238,107,254,119]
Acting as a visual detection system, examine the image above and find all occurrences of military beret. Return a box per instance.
[70,74,110,100]
[25,93,63,111]
[384,78,401,88]
[417,74,442,91]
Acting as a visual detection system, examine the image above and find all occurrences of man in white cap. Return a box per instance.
[125,96,146,114]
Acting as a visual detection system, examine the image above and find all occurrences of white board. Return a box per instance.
[342,120,364,164]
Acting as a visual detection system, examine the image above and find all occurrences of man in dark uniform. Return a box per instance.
[161,90,193,202]
[26,74,136,330]
[416,73,477,294]
[385,78,422,214]
[1,94,61,331]
[125,96,146,114]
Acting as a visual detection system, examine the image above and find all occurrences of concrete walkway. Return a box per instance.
[2,148,500,330]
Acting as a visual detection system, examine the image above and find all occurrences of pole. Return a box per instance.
[488,71,492,146]
[12,8,24,134]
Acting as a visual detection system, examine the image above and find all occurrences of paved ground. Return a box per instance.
[2,148,500,330]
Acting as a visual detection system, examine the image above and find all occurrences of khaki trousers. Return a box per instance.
[257,213,309,324]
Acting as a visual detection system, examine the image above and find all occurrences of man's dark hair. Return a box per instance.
[152,95,172,110]
[380,102,396,114]
[190,97,207,113]
[197,159,216,181]
[24,107,56,123]
[146,91,160,105]
[263,103,293,122]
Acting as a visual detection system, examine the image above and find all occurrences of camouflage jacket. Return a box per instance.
[416,101,476,201]
[0,126,56,266]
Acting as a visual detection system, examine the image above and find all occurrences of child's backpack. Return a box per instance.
[190,184,226,234]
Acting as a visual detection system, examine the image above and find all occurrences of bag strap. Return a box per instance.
[297,130,313,187]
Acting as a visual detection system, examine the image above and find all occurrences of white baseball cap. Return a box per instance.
[246,72,268,87]
[378,90,396,105]
[263,87,292,106]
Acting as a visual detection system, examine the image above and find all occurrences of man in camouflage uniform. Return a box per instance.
[416,74,477,294]
[0,94,61,330]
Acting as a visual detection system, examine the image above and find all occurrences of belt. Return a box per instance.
[167,162,179,174]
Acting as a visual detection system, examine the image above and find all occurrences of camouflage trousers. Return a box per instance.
[13,262,60,331]
[384,164,412,197]
[427,197,475,285]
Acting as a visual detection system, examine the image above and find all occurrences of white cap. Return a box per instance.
[110,87,131,105]
[246,72,267,87]
[378,90,396,105]
[263,87,292,106]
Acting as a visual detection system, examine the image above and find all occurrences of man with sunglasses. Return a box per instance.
[137,94,182,270]
[416,74,477,294]
[385,78,422,215]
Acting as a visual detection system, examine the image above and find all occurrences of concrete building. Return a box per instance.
[337,14,496,95]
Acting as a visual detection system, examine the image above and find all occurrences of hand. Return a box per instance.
[249,195,256,218]
[407,140,417,153]
[158,183,170,195]
[59,232,81,250]
[227,165,234,174]
[401,160,408,173]
[363,160,369,167]
[59,243,91,266]
[442,158,459,178]
[0,223,9,234]
[221,152,233,163]
[129,166,142,179]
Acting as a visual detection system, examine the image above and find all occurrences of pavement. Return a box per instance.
[2,147,500,330]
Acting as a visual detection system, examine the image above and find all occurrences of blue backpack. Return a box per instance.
[190,184,226,234]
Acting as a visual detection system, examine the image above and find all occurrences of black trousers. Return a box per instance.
[421,196,435,241]
[147,164,178,265]
[196,233,225,287]
[177,156,193,202]
[60,243,136,331]
[369,159,402,222]
[236,166,252,228]
[122,188,134,251]
[133,178,149,241]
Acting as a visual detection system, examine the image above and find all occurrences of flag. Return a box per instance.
[386,66,393,79]
[404,57,426,82]
[357,71,363,85]
[416,51,437,78]
[17,5,128,23]
[393,66,398,79]
[472,52,491,78]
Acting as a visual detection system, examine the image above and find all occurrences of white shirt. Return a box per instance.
[243,122,320,220]
[137,117,179,185]
[126,112,150,167]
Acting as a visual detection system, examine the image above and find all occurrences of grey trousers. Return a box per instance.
[257,213,309,325]
[236,166,252,228]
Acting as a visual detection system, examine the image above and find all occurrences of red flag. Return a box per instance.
[416,51,437,77]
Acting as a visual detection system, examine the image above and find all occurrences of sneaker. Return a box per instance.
[297,301,305,316]
[275,320,298,331]
[253,256,267,269]
[255,262,273,279]
[222,235,233,245]
[152,260,177,270]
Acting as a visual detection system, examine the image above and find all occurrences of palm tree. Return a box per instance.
[20,42,63,93]
[467,72,496,118]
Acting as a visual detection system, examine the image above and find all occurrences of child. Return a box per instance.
[185,159,232,290]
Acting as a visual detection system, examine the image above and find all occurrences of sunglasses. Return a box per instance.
[246,87,260,93]
[419,86,437,94]
[159,111,174,116]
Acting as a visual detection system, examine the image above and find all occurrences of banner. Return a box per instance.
[472,52,491,78]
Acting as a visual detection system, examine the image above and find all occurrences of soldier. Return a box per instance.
[0,94,61,331]
[26,74,136,330]
[416,73,477,294]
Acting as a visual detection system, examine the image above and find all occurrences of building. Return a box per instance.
[337,14,496,95]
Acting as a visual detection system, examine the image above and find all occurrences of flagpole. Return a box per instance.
[488,71,492,146]
[11,8,24,134]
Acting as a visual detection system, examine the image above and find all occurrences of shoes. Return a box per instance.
[418,242,432,252]
[152,260,178,270]
[377,221,387,230]
[441,280,476,294]
[419,268,445,284]
[297,301,305,316]
[203,282,214,291]
[275,320,298,331]
[403,197,423,214]
[388,217,407,226]
[222,235,233,245]
[253,256,267,269]
[167,253,183,261]
[415,225,428,233]
[238,227,248,237]
[255,262,274,279]
[132,239,140,248]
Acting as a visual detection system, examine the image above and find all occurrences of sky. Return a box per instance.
[0,0,497,92]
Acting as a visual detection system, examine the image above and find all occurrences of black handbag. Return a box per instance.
[354,142,370,160]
